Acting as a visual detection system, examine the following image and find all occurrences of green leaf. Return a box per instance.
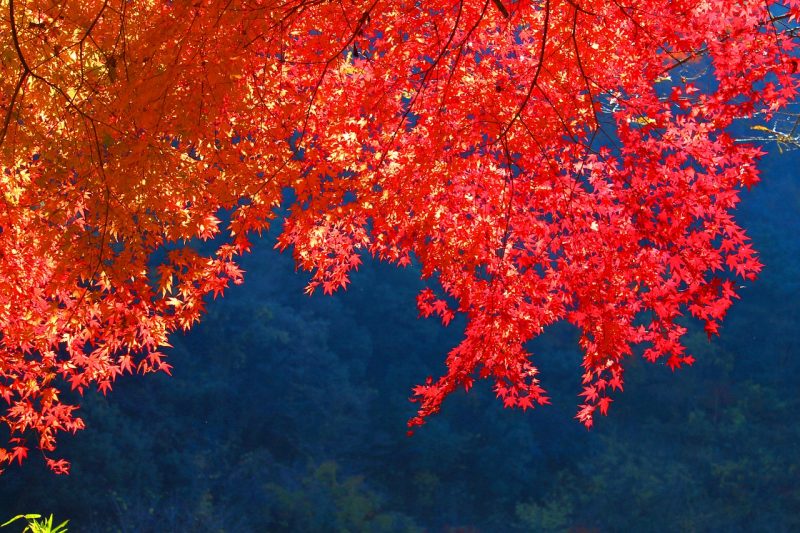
[1,515,41,528]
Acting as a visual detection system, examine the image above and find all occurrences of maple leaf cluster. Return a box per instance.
[0,0,798,472]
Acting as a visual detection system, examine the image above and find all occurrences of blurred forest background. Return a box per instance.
[0,145,798,531]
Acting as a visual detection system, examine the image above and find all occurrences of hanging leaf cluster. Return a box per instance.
[1,0,798,471]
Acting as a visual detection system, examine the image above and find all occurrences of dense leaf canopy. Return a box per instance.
[0,0,798,471]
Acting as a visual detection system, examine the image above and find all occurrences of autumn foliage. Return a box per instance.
[0,0,799,472]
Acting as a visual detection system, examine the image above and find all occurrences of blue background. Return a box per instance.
[0,145,798,532]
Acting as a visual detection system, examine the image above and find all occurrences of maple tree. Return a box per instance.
[0,0,799,473]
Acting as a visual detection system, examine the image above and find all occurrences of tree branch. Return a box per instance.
[492,0,510,19]
[0,71,27,148]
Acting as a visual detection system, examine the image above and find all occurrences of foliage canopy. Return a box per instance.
[1,0,799,471]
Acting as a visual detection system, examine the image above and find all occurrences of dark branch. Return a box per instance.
[0,71,27,147]
[492,0,510,19]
